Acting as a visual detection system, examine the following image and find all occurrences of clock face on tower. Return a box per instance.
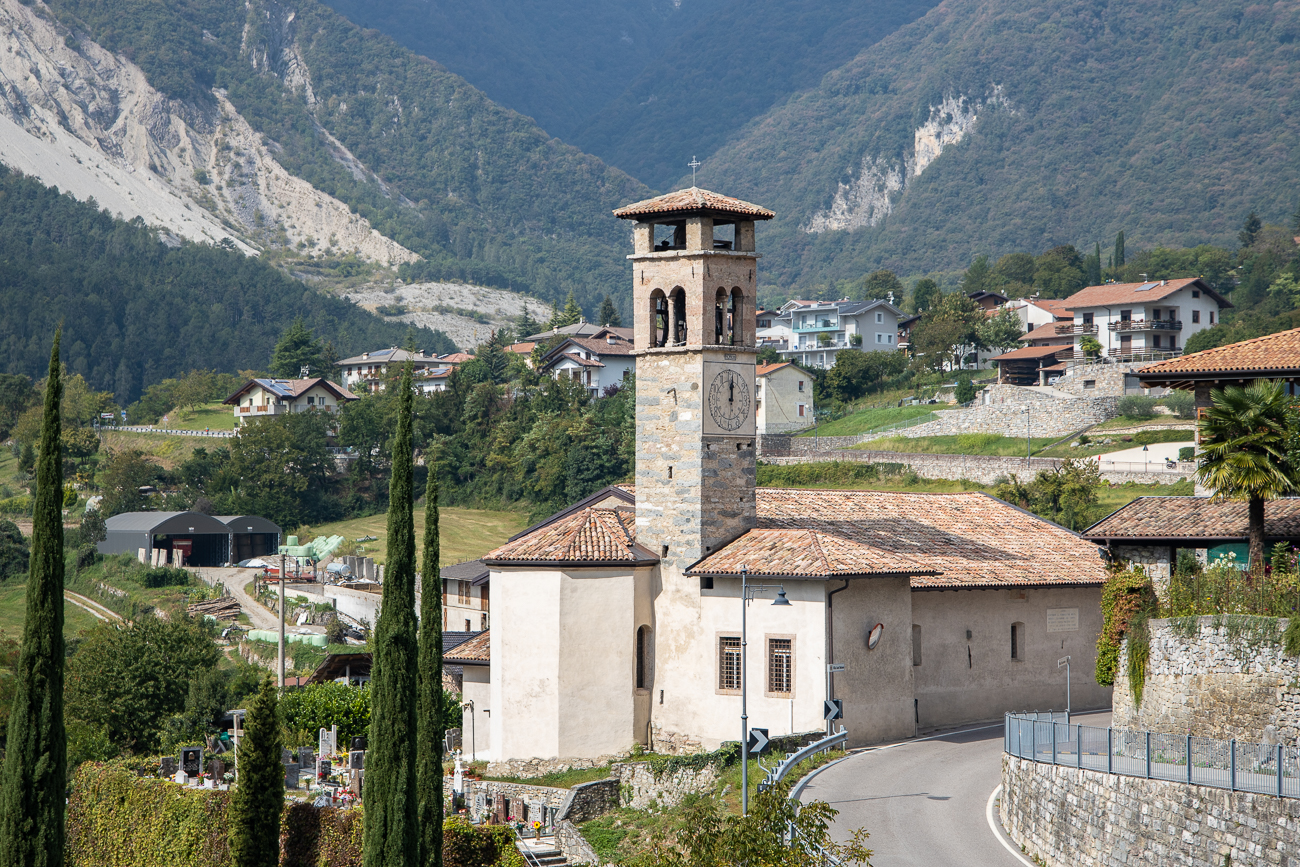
[707,368,752,432]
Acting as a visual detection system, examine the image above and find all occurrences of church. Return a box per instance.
[476,188,1111,761]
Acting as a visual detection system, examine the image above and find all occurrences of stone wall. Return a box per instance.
[460,778,572,825]
[759,450,1195,486]
[1001,755,1300,867]
[486,751,631,780]
[612,761,723,811]
[1112,617,1300,744]
[1050,359,1163,398]
[557,779,621,823]
[555,819,604,866]
[894,383,1120,439]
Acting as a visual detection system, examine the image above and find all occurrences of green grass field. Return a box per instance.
[0,581,102,641]
[0,447,20,493]
[160,402,237,431]
[852,432,1059,456]
[294,507,529,566]
[98,431,208,469]
[797,404,941,438]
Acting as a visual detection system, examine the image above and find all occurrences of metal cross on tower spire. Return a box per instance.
[689,156,701,186]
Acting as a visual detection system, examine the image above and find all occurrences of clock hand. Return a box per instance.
[729,380,734,403]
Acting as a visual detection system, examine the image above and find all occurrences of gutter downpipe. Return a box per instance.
[825,580,850,736]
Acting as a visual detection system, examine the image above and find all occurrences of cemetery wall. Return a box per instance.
[1001,755,1300,867]
[1111,617,1300,743]
[555,819,603,866]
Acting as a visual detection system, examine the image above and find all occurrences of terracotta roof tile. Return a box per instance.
[1085,496,1300,540]
[484,507,657,565]
[444,631,490,663]
[614,187,774,220]
[992,344,1073,361]
[1137,327,1300,378]
[1058,278,1227,310]
[737,489,1107,588]
[687,527,936,578]
[756,362,792,376]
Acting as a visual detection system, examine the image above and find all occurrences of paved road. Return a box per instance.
[799,711,1111,867]
[197,566,278,630]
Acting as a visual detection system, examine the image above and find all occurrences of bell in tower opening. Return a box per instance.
[613,188,775,569]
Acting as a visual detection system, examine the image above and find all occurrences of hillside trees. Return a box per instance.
[910,293,985,371]
[272,318,330,379]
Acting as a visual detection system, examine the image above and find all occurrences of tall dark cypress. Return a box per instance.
[229,677,285,867]
[0,332,66,867]
[1113,230,1126,269]
[364,362,419,867]
[417,457,444,867]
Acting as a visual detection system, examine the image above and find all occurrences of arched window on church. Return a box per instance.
[670,288,687,345]
[636,625,653,690]
[729,287,744,346]
[714,288,728,344]
[650,290,668,348]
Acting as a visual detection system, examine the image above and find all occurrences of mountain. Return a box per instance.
[574,0,939,190]
[0,164,451,403]
[317,0,711,142]
[22,0,653,319]
[701,0,1300,289]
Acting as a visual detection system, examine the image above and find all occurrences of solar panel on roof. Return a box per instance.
[1133,282,1159,292]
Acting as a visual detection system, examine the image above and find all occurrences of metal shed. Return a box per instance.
[99,511,233,567]
[217,515,282,562]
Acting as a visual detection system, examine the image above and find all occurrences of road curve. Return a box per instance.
[799,711,1111,867]
[194,566,279,630]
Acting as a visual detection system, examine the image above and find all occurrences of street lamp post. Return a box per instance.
[738,564,792,816]
[1022,405,1031,466]
[1058,656,1071,725]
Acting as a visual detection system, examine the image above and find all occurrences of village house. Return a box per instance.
[473,188,1110,763]
[222,377,357,424]
[442,559,490,633]
[1059,277,1230,361]
[768,299,903,369]
[539,330,636,396]
[338,347,451,393]
[754,361,814,433]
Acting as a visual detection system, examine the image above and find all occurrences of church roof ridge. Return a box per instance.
[613,187,775,221]
[483,505,658,567]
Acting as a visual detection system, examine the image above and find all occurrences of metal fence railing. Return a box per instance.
[854,412,940,440]
[1005,713,1300,798]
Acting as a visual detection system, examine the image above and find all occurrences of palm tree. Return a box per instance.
[1197,380,1297,572]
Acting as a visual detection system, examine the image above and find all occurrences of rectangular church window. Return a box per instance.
[718,636,741,692]
[767,638,792,695]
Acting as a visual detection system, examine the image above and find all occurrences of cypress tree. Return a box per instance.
[0,332,66,867]
[1113,231,1126,269]
[229,677,285,867]
[364,362,419,867]
[417,456,444,867]
[1087,242,1102,285]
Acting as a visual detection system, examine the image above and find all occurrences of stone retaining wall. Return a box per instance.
[555,819,603,866]
[613,761,723,811]
[759,450,1195,486]
[486,752,631,780]
[461,778,571,825]
[558,779,621,823]
[1001,754,1300,867]
[896,383,1120,439]
[1112,617,1300,744]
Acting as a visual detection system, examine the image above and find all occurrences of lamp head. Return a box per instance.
[772,587,792,606]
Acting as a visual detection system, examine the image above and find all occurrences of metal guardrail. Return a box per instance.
[107,425,235,438]
[1005,713,1300,798]
[762,728,849,792]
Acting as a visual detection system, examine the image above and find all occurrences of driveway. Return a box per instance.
[196,566,278,630]
[799,711,1111,867]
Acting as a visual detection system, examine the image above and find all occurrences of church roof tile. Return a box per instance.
[613,187,775,221]
[483,507,657,566]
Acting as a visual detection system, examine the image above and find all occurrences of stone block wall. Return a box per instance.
[460,778,572,825]
[1112,617,1300,744]
[613,761,723,811]
[1051,359,1161,397]
[555,819,603,866]
[557,779,621,823]
[895,383,1121,439]
[486,751,631,780]
[1001,755,1300,867]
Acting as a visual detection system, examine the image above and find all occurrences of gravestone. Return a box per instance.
[350,736,367,752]
[284,763,300,789]
[348,751,365,771]
[160,757,177,778]
[180,746,203,777]
[316,759,332,781]
[174,770,188,786]
[299,748,314,772]
[282,748,294,765]
[208,758,226,781]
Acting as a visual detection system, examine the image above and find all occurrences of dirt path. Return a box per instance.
[64,590,123,623]
[194,567,279,631]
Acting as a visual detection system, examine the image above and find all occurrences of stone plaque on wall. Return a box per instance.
[1046,608,1079,632]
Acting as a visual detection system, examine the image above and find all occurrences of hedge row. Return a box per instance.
[68,763,522,867]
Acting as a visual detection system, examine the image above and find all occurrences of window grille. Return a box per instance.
[719,636,741,691]
[768,638,792,695]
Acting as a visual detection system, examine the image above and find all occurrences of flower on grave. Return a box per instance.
[532,821,542,830]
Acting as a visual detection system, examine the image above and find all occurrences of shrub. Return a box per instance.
[1095,566,1157,687]
[138,566,191,588]
[278,681,371,746]
[1178,446,1195,462]
[954,375,976,404]
[1116,395,1158,419]
[1162,389,1195,419]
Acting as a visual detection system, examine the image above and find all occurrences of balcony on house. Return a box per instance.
[1109,319,1183,332]
[238,404,287,416]
[1055,322,1098,335]
[793,315,840,333]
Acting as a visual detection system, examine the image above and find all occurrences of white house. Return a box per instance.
[338,347,451,393]
[222,377,358,423]
[443,560,490,633]
[755,362,814,433]
[1059,278,1231,361]
[471,188,1110,763]
[539,331,636,397]
[774,299,903,369]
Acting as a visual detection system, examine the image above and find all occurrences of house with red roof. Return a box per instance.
[539,331,636,397]
[755,361,814,433]
[467,188,1110,764]
[223,377,358,424]
[1057,277,1231,362]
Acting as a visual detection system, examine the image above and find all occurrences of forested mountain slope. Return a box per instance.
[28,0,651,318]
[0,166,449,403]
[575,0,938,190]
[318,0,710,142]
[701,0,1300,289]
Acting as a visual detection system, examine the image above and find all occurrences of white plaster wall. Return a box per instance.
[557,568,639,757]
[461,665,491,758]
[910,585,1110,728]
[444,581,488,632]
[492,567,563,760]
[321,585,383,626]
[1078,286,1223,356]
[652,563,829,750]
[756,366,813,434]
[829,577,916,746]
[599,356,636,392]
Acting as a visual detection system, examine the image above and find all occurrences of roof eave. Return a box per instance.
[483,557,660,568]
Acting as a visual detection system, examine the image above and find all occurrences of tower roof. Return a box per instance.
[613,187,775,221]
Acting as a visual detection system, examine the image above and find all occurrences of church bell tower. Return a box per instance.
[614,188,775,570]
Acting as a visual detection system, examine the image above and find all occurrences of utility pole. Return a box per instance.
[279,551,286,689]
